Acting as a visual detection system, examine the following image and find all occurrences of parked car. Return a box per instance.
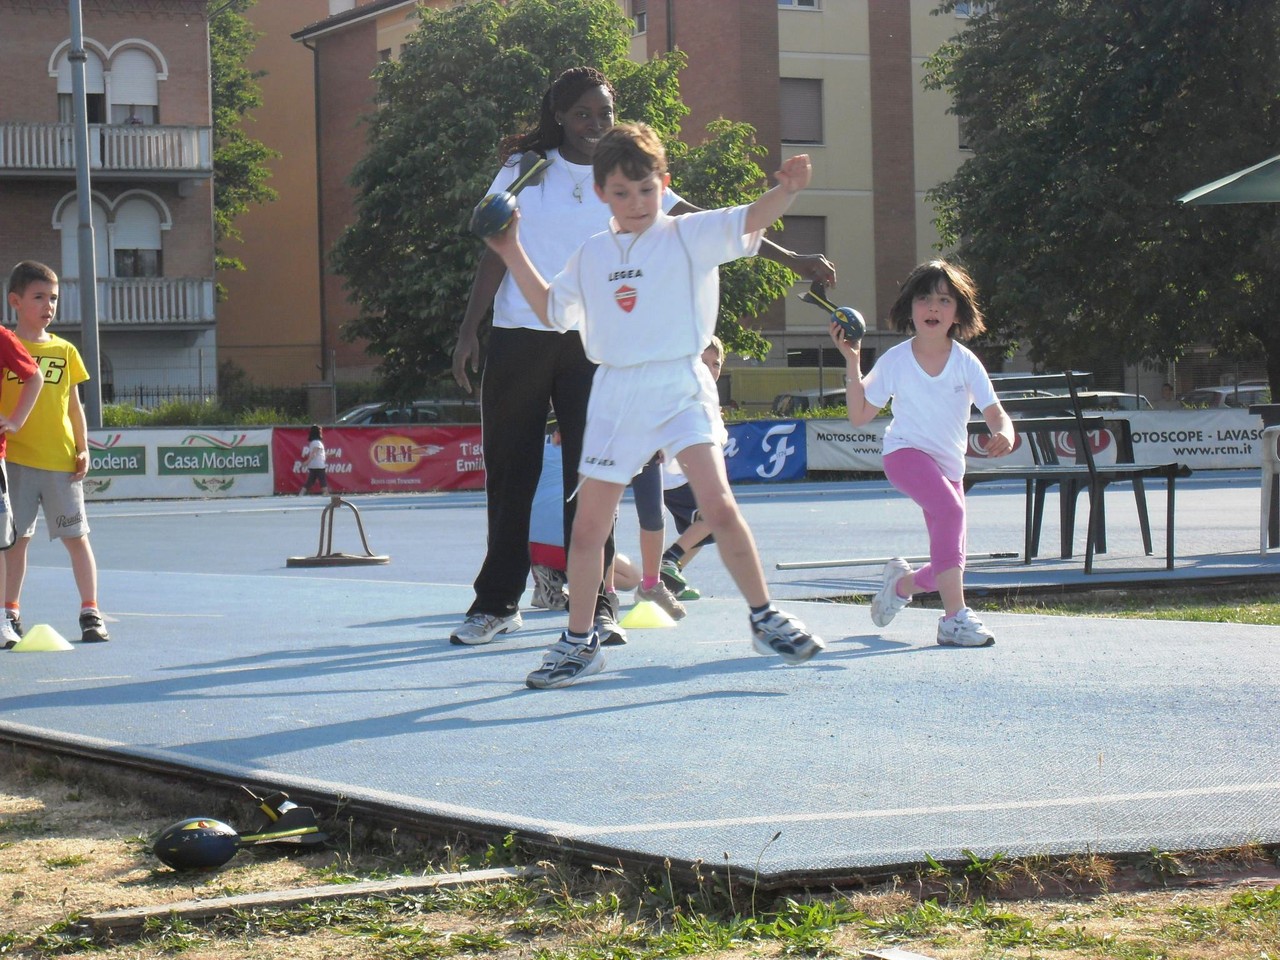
[997,389,1150,411]
[1178,385,1271,409]
[770,387,846,417]
[334,399,482,425]
[1078,391,1152,412]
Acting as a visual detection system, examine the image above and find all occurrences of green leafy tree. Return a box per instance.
[331,0,792,395]
[209,0,278,279]
[925,1,1280,387]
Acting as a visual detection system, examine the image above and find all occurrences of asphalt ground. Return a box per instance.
[1,470,1277,883]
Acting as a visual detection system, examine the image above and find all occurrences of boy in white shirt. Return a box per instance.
[484,122,823,689]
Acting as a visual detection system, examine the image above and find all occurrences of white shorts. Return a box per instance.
[8,462,90,540]
[580,356,721,485]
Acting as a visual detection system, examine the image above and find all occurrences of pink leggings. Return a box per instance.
[882,447,966,593]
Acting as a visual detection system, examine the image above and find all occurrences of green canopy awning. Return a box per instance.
[1177,153,1280,205]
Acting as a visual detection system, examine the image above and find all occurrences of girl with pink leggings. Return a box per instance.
[831,259,1015,647]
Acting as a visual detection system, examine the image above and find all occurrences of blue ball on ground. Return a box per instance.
[153,817,241,870]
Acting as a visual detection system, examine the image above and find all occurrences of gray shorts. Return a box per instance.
[8,462,90,540]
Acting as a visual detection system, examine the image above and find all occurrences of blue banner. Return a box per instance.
[725,420,807,482]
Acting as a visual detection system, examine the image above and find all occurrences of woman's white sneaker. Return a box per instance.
[936,607,996,647]
[870,558,912,627]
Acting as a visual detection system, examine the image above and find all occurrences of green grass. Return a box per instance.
[986,583,1280,626]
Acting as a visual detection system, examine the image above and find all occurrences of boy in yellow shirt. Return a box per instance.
[2,261,108,644]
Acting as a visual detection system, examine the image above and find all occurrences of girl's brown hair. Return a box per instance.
[887,259,986,340]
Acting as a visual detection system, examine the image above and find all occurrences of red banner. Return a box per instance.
[273,426,485,494]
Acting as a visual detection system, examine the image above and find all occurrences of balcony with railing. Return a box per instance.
[3,278,215,329]
[0,123,212,178]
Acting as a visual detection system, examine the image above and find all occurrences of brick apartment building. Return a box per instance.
[0,0,217,404]
[218,0,979,396]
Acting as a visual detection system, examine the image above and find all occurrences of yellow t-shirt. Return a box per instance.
[0,333,89,472]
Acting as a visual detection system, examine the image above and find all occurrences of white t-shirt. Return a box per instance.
[546,205,762,367]
[302,438,326,469]
[487,148,681,332]
[862,339,999,481]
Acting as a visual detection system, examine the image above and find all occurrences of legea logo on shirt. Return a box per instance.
[614,285,637,313]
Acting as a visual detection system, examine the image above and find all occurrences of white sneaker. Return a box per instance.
[449,611,522,646]
[870,558,912,627]
[936,607,996,647]
[594,607,628,646]
[0,616,18,649]
[634,581,687,620]
[750,608,825,664]
[525,631,605,689]
[530,564,568,611]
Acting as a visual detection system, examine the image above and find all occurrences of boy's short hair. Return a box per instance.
[887,258,986,341]
[7,260,58,298]
[592,123,667,188]
[705,335,725,359]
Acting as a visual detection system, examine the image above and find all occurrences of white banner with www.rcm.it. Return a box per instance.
[806,409,1267,473]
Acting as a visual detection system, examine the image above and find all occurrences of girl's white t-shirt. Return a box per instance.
[487,148,681,332]
[302,438,326,469]
[861,339,999,481]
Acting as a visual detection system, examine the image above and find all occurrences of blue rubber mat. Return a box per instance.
[2,474,1278,882]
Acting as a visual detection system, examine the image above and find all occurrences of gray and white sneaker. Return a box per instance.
[79,609,110,643]
[870,557,912,627]
[936,607,996,647]
[634,581,687,620]
[530,564,569,611]
[594,605,628,646]
[750,608,824,664]
[525,631,605,689]
[1,616,19,650]
[449,611,522,646]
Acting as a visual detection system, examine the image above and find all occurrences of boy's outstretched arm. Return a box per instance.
[483,213,552,327]
[745,154,812,236]
[0,373,42,435]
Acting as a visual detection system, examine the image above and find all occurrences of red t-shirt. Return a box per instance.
[0,327,41,461]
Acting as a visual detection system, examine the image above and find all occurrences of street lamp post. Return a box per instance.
[69,0,103,428]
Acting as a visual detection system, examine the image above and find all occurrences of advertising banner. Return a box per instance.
[805,410,1266,474]
[273,426,485,495]
[1119,410,1264,470]
[85,429,274,499]
[725,420,807,483]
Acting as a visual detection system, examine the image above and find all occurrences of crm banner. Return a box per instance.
[725,420,807,482]
[85,429,274,499]
[273,426,485,495]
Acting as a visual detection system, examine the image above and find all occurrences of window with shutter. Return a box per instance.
[780,78,823,144]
